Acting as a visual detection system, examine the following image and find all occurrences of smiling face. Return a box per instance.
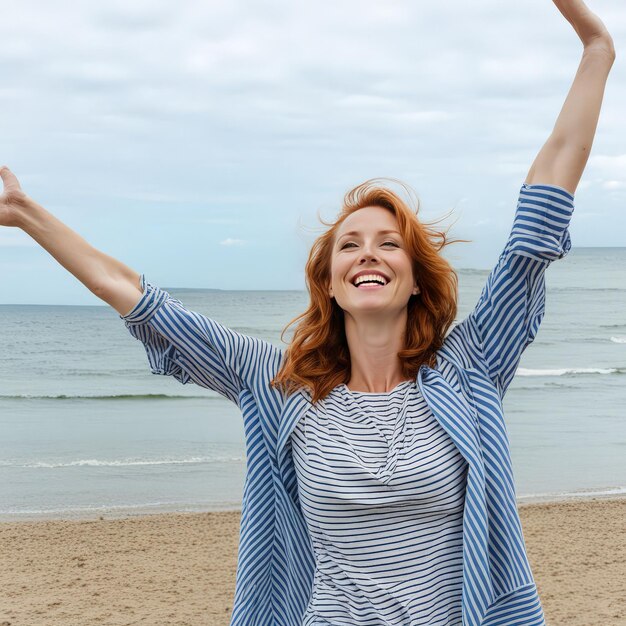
[328,205,420,316]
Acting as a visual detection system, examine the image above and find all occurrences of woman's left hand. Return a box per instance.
[552,0,615,56]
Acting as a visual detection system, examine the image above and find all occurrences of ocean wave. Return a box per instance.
[512,382,577,390]
[610,336,626,344]
[457,268,490,276]
[516,367,624,376]
[518,486,626,502]
[3,456,245,468]
[0,500,243,519]
[0,393,214,401]
[549,287,626,293]
[48,370,147,377]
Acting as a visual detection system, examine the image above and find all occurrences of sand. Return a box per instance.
[0,495,624,626]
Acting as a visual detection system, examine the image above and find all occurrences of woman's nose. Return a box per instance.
[359,247,379,262]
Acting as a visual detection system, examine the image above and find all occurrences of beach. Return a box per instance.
[0,495,624,626]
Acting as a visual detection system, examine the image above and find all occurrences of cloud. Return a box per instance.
[0,0,624,302]
[602,180,626,190]
[588,154,626,181]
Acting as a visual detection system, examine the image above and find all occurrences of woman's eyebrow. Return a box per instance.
[338,229,400,241]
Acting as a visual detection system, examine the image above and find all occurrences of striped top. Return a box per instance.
[291,380,467,625]
[120,182,576,626]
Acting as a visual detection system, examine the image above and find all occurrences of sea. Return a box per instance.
[1,247,625,521]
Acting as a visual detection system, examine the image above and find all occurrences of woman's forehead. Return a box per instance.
[338,206,398,233]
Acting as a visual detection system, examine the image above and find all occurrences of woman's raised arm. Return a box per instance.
[0,166,282,405]
[444,0,615,399]
[525,0,616,195]
[0,166,143,316]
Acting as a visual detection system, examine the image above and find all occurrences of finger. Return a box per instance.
[0,166,23,193]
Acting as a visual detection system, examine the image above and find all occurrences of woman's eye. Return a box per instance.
[341,241,398,249]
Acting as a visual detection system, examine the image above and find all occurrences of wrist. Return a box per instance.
[583,36,616,62]
[12,196,46,231]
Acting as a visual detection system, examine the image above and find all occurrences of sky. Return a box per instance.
[1,0,625,305]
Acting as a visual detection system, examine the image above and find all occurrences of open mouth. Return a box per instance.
[352,282,387,290]
[350,275,390,290]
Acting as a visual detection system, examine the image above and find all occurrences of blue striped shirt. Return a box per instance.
[121,182,575,625]
[292,380,467,625]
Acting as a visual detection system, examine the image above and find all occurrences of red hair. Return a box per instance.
[270,178,468,403]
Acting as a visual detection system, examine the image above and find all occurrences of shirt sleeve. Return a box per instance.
[448,182,575,399]
[119,274,280,406]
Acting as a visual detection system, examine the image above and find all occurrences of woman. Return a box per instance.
[0,1,615,624]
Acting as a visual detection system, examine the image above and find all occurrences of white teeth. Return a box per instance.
[353,274,388,286]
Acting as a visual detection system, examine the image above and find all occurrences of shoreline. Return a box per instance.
[1,487,624,523]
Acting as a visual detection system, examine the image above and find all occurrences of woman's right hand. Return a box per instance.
[0,166,32,228]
